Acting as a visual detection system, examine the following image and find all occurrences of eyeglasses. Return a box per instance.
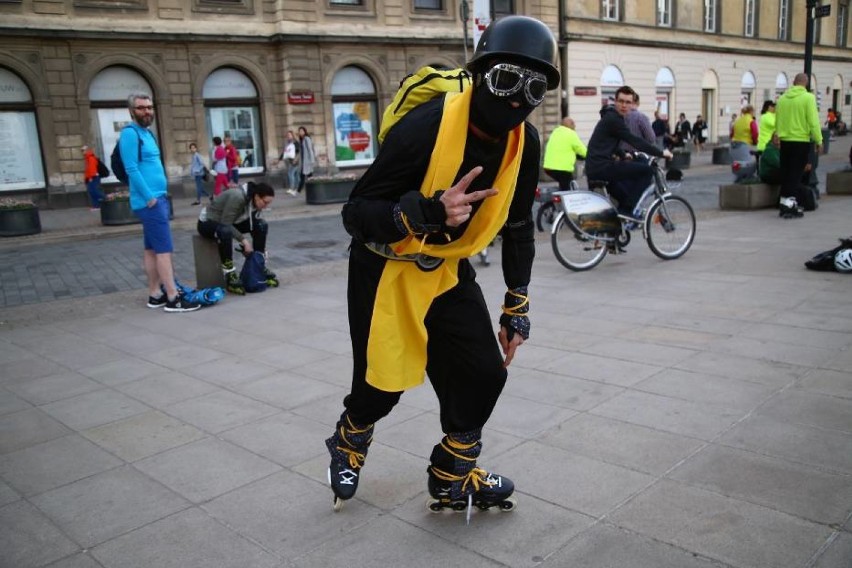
[615,98,633,105]
[483,63,548,107]
[134,105,154,111]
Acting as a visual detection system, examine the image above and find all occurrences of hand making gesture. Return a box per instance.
[439,166,498,227]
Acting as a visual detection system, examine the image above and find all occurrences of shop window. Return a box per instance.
[89,65,157,184]
[331,66,378,167]
[492,0,513,16]
[203,67,264,175]
[655,67,675,117]
[0,68,45,192]
[775,72,788,97]
[741,71,756,107]
[600,64,624,107]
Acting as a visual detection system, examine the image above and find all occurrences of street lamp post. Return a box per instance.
[460,0,470,63]
[804,0,816,88]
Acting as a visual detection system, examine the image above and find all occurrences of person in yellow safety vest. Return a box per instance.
[542,117,587,190]
[731,104,759,147]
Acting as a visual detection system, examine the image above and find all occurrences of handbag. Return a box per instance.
[202,167,210,182]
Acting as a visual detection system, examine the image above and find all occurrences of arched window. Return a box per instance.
[740,71,756,107]
[655,67,675,117]
[775,72,788,96]
[203,68,263,173]
[0,68,45,191]
[331,66,379,167]
[600,64,624,107]
[89,66,157,183]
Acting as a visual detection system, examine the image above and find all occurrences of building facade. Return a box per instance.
[0,0,849,205]
[562,0,852,141]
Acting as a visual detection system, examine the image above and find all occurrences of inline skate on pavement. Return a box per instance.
[325,411,374,512]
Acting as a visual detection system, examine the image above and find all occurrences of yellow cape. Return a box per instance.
[365,89,525,391]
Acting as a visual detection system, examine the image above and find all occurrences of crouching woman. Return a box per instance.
[197,181,278,294]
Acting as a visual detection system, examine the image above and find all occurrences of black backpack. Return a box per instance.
[110,128,143,184]
[805,237,852,271]
[96,158,110,178]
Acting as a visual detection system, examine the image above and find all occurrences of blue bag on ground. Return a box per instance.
[240,252,269,293]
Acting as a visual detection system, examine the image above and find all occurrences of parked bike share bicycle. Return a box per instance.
[549,152,695,271]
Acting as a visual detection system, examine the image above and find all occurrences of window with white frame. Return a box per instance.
[704,0,717,32]
[657,0,672,26]
[331,66,378,167]
[203,67,264,175]
[744,0,755,36]
[838,2,848,47]
[0,67,45,191]
[602,0,619,21]
[778,0,790,40]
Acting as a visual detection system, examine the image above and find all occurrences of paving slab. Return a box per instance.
[541,523,729,568]
[133,437,281,504]
[90,508,281,568]
[539,413,705,476]
[609,479,832,568]
[0,434,122,496]
[31,465,190,547]
[81,409,205,462]
[0,500,79,568]
[0,408,72,454]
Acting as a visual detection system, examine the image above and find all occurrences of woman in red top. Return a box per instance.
[82,145,104,210]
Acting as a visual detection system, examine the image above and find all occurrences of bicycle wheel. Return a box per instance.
[536,202,557,232]
[645,195,696,260]
[551,214,608,271]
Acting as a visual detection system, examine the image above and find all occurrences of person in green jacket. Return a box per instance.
[756,100,776,152]
[197,181,278,294]
[775,73,823,217]
[542,117,587,189]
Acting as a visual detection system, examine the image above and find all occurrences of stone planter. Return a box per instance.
[826,170,852,195]
[0,207,41,237]
[667,150,691,169]
[305,180,355,205]
[101,199,140,226]
[719,183,780,210]
[712,145,732,165]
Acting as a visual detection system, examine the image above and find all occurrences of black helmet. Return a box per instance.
[467,16,560,90]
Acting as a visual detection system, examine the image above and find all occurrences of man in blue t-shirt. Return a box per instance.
[121,93,199,312]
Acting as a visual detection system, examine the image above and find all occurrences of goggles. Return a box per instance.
[483,63,548,107]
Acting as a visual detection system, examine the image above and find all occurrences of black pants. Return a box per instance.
[544,169,574,190]
[197,215,267,264]
[344,241,507,434]
[588,161,653,216]
[779,141,810,202]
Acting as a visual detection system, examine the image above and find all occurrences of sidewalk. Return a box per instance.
[1,165,851,567]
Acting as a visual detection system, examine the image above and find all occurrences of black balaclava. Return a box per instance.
[469,74,536,139]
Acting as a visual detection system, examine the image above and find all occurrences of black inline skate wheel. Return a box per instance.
[499,497,517,511]
[451,501,468,512]
[427,499,444,513]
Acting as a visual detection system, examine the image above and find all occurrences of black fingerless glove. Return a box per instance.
[499,286,530,341]
[393,190,447,235]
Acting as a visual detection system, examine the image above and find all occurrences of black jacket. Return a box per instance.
[586,106,663,177]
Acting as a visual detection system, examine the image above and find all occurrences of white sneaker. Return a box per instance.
[286,189,297,197]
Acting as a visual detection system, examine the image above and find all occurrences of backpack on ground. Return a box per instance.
[111,128,143,184]
[378,66,472,144]
[239,251,269,293]
[804,237,852,271]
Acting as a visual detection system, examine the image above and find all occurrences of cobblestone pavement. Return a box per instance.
[0,141,849,308]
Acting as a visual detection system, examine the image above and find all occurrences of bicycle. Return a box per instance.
[549,153,696,271]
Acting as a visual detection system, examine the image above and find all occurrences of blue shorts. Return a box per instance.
[134,196,173,254]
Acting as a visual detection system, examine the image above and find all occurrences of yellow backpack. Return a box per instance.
[378,66,472,144]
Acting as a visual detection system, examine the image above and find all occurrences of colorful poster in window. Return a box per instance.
[0,112,45,191]
[333,101,377,166]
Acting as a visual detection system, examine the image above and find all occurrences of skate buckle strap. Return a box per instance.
[338,417,373,470]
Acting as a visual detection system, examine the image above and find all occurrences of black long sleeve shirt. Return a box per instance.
[342,96,540,289]
[585,105,664,177]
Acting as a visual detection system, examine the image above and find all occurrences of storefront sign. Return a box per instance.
[574,86,597,96]
[288,91,315,105]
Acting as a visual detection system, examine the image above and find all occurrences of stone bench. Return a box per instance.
[719,183,780,210]
[826,170,852,195]
[192,234,226,289]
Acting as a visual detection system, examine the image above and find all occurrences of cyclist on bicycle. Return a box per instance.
[585,86,672,218]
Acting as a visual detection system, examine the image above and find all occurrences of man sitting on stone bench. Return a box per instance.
[197,181,278,295]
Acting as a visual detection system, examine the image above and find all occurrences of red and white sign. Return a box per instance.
[287,91,314,105]
[348,131,370,152]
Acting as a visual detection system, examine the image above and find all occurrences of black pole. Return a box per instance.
[804,0,816,89]
[460,0,470,63]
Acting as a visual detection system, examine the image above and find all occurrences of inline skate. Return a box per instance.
[325,411,374,512]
